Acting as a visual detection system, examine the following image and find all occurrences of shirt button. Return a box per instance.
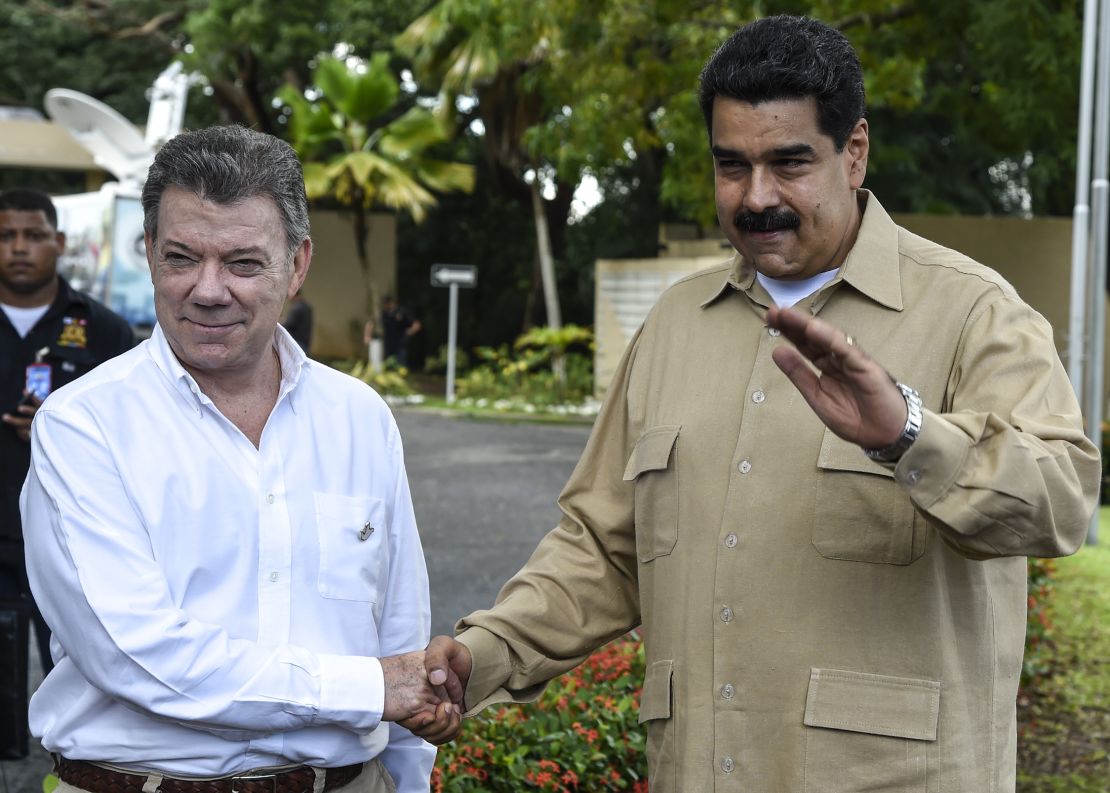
[720,606,733,623]
[906,469,922,484]
[267,493,275,504]
[724,533,738,548]
[269,572,279,582]
[720,683,735,699]
[738,459,752,474]
[721,756,735,774]
[768,327,781,337]
[752,390,765,404]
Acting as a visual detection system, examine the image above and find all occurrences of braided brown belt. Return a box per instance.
[55,757,363,793]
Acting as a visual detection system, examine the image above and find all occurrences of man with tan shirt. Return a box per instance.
[409,15,1099,792]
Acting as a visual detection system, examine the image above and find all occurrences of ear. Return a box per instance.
[54,230,67,251]
[845,118,869,189]
[144,230,157,282]
[287,237,313,300]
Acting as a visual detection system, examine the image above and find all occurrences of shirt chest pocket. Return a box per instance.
[314,493,389,603]
[623,425,680,563]
[813,431,926,565]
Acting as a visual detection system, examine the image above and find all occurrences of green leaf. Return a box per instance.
[345,52,401,121]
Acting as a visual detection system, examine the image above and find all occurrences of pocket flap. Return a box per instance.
[623,426,680,481]
[804,668,940,741]
[637,659,673,724]
[817,430,895,478]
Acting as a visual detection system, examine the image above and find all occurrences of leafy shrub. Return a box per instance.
[1023,557,1058,688]
[334,359,415,397]
[424,345,471,376]
[432,632,648,792]
[1101,422,1110,504]
[457,325,595,409]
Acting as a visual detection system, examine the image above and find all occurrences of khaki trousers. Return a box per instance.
[55,758,397,793]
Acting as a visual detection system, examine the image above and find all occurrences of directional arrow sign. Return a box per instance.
[431,263,477,288]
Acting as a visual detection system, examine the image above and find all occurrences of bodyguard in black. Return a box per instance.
[0,189,134,757]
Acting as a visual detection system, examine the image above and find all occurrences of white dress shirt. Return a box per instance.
[21,324,435,791]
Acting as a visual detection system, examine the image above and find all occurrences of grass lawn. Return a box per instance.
[1016,512,1110,792]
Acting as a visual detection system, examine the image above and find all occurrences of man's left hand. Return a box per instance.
[2,391,42,443]
[398,698,463,745]
[765,306,906,449]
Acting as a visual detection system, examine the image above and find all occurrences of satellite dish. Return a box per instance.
[44,88,154,188]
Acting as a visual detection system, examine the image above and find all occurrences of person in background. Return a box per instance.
[282,289,314,354]
[379,295,421,368]
[407,15,1099,793]
[20,126,457,793]
[0,188,134,758]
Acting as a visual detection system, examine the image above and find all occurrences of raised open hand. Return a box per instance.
[765,306,907,450]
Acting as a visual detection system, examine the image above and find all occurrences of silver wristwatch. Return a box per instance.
[864,383,923,463]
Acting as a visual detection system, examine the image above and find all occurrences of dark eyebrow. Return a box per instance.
[711,145,745,159]
[710,143,816,160]
[772,144,816,158]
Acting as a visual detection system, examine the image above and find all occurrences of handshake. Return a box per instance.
[381,636,473,745]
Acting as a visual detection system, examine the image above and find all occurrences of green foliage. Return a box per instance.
[515,324,594,357]
[1017,540,1110,791]
[432,633,649,792]
[458,325,594,408]
[0,0,170,120]
[178,0,431,130]
[279,55,474,219]
[279,52,474,312]
[337,359,415,397]
[424,345,471,376]
[1023,558,1057,687]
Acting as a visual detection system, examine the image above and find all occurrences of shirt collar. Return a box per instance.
[148,322,310,413]
[700,190,904,312]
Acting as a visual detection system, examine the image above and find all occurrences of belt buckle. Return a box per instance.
[229,769,280,793]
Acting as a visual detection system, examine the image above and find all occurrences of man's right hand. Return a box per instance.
[397,636,472,744]
[380,650,451,723]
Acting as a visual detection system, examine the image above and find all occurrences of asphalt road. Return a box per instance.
[0,409,592,792]
[399,410,592,636]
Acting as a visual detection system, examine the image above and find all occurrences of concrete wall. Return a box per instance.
[300,210,396,361]
[596,214,1096,397]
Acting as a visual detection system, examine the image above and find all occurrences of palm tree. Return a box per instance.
[397,1,564,331]
[278,52,475,315]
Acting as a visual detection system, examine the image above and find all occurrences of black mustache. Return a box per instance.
[735,210,801,232]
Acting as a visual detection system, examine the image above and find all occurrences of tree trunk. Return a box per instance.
[352,198,379,360]
[529,178,561,331]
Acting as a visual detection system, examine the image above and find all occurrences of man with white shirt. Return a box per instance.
[413,15,1100,792]
[0,188,134,758]
[21,126,457,793]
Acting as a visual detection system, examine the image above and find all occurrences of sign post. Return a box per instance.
[430,264,478,404]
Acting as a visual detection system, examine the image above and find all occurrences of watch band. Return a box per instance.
[864,382,922,463]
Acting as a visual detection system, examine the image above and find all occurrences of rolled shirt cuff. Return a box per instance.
[317,654,385,731]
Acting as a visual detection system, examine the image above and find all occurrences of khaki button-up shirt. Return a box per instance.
[457,192,1099,793]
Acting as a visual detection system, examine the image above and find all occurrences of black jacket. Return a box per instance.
[1,277,135,545]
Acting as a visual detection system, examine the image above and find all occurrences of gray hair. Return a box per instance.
[141,125,310,255]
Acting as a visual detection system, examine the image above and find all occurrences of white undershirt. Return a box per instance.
[1,302,50,338]
[756,269,840,307]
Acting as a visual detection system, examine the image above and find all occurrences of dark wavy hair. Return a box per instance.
[698,15,866,151]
